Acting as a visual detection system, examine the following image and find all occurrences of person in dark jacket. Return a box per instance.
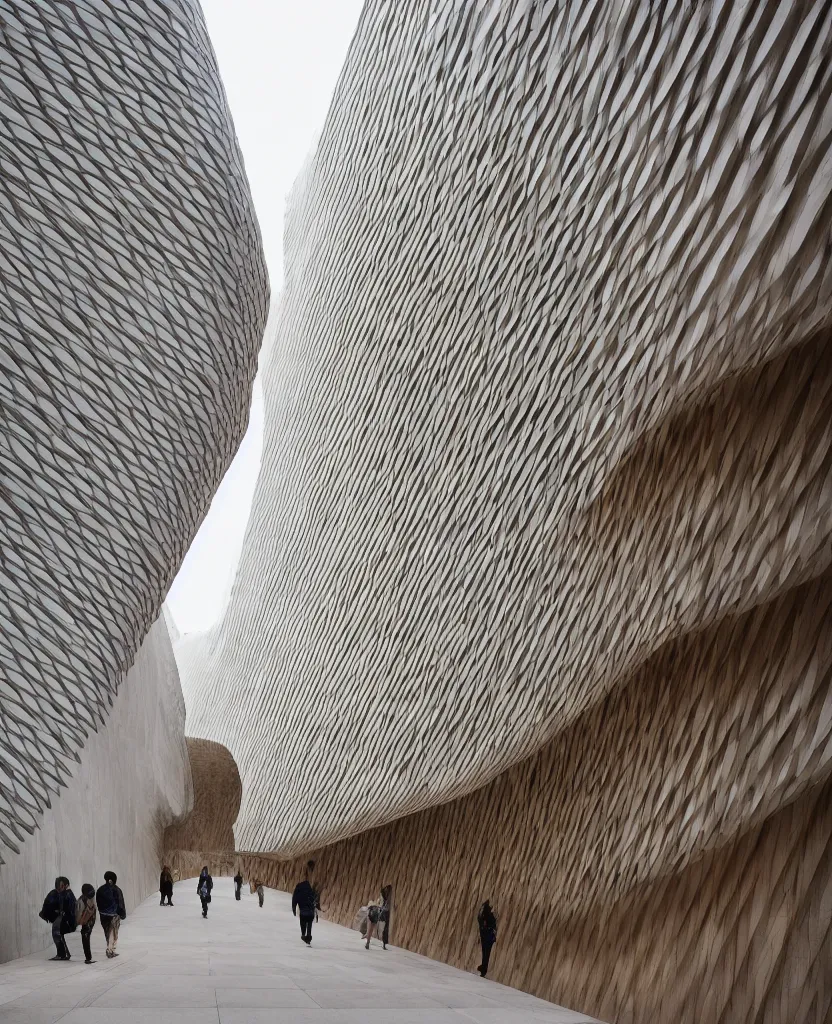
[39,877,76,961]
[197,866,213,917]
[233,870,243,901]
[379,884,392,950]
[292,869,321,945]
[77,883,97,964]
[159,866,174,906]
[477,900,497,977]
[96,871,126,958]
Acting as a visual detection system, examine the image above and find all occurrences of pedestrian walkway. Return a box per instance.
[0,879,601,1023]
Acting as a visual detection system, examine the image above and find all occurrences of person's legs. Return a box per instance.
[200,896,208,917]
[81,925,93,963]
[109,916,120,956]
[479,937,493,977]
[50,918,65,958]
[365,918,375,949]
[258,887,264,908]
[382,915,390,949]
[100,915,114,957]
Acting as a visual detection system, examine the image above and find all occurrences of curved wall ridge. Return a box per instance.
[0,0,269,862]
[181,0,832,860]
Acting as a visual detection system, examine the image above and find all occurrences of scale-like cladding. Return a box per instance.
[183,0,832,859]
[0,0,268,862]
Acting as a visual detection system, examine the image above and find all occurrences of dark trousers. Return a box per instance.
[51,919,69,958]
[479,935,494,976]
[81,925,93,961]
[235,885,241,901]
[299,913,313,941]
[200,895,209,916]
[382,914,390,946]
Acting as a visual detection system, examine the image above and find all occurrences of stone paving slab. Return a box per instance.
[0,880,602,1022]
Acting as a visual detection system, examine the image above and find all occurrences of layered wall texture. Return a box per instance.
[0,0,269,870]
[164,737,241,857]
[1,616,192,962]
[177,0,832,1019]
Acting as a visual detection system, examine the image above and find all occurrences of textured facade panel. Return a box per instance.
[164,737,241,855]
[182,0,832,862]
[1,617,192,963]
[0,0,269,860]
[173,568,832,1019]
[170,758,832,1024]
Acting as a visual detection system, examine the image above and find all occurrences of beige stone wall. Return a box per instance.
[181,0,832,861]
[164,738,241,856]
[173,1,832,1018]
[1,617,192,963]
[170,562,832,1020]
[246,779,829,1024]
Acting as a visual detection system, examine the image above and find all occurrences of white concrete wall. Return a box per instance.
[0,616,192,962]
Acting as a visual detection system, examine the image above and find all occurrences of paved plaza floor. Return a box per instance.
[0,879,600,1024]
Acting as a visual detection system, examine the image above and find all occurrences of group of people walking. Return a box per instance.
[43,865,497,979]
[191,861,322,945]
[40,872,126,964]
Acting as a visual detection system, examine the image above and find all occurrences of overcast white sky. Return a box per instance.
[165,0,365,636]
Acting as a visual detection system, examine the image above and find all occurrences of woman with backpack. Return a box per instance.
[197,866,213,918]
[364,884,392,950]
[77,883,97,964]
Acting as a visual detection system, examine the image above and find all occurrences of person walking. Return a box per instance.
[77,883,97,964]
[363,898,381,949]
[363,884,391,950]
[39,877,76,961]
[159,866,174,906]
[477,900,498,977]
[292,870,320,945]
[253,878,264,908]
[379,884,392,950]
[197,866,213,917]
[233,870,243,901]
[96,871,126,959]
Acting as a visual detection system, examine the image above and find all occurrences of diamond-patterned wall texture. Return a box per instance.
[0,0,269,862]
[181,0,832,864]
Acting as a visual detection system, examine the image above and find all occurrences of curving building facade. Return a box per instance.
[0,0,268,959]
[174,1,832,1019]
